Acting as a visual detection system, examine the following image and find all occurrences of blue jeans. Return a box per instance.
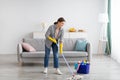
[44,43,59,68]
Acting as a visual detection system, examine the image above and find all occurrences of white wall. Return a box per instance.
[111,0,120,63]
[0,0,105,54]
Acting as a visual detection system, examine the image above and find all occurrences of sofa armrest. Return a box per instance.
[17,43,23,62]
[86,42,91,61]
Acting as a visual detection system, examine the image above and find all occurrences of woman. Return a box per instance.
[43,17,65,75]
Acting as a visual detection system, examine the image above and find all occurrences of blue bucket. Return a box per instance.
[77,63,90,74]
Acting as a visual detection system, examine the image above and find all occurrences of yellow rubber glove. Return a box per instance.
[48,36,57,43]
[59,43,63,54]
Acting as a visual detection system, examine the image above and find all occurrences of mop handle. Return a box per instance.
[57,42,74,75]
[61,53,74,75]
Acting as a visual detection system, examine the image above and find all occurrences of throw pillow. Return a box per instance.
[22,43,36,52]
[75,40,87,51]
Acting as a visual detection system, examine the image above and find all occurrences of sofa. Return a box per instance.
[17,38,91,65]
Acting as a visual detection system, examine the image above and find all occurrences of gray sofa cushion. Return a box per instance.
[23,38,45,51]
[63,51,88,57]
[22,51,88,58]
[63,38,86,51]
[22,51,45,57]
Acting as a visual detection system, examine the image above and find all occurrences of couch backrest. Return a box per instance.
[23,38,45,51]
[63,38,86,51]
[23,38,86,51]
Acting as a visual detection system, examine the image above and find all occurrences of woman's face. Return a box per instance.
[57,21,65,28]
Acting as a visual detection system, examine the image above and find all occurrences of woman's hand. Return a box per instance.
[48,36,57,43]
[59,43,63,54]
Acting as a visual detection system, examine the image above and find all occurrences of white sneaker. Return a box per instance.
[43,68,48,74]
[55,68,63,75]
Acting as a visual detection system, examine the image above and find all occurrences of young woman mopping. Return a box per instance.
[43,17,65,75]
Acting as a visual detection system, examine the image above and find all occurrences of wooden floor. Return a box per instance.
[0,54,120,80]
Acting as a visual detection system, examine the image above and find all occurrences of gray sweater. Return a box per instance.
[45,24,64,49]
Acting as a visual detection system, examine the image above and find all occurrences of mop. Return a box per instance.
[48,36,83,79]
[60,44,83,80]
